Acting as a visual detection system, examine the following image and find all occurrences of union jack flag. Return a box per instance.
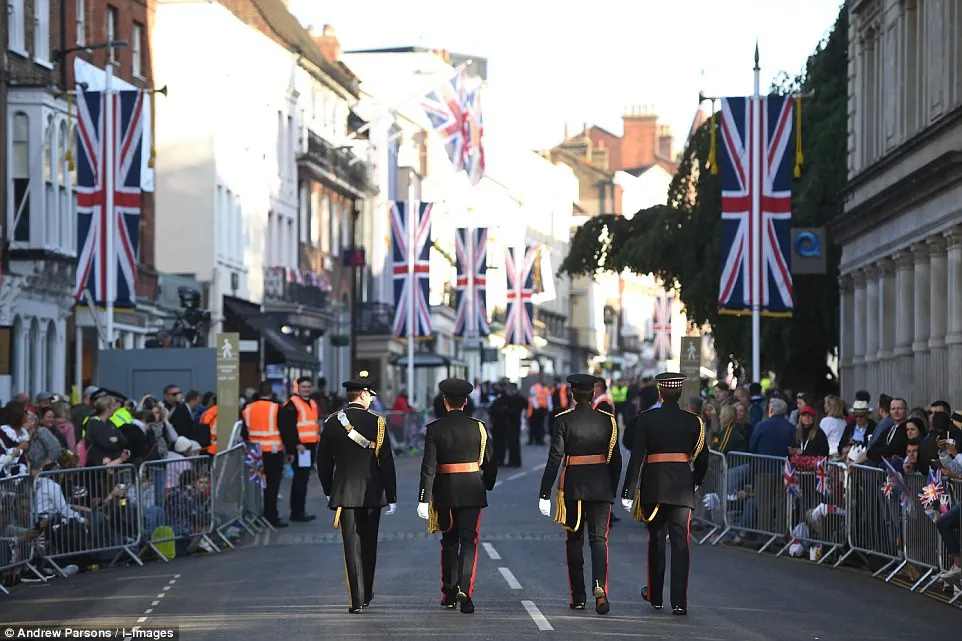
[504,246,537,347]
[814,457,830,496]
[918,468,947,511]
[717,95,794,316]
[245,444,266,489]
[880,458,913,513]
[783,459,800,497]
[454,228,489,338]
[652,296,672,361]
[462,84,485,185]
[390,202,433,338]
[421,69,466,173]
[75,90,145,308]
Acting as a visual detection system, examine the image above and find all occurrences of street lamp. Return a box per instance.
[53,38,128,90]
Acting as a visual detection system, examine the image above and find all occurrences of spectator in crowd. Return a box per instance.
[820,396,848,458]
[70,386,98,440]
[25,410,62,472]
[714,405,749,454]
[713,381,731,405]
[747,383,765,427]
[791,406,830,457]
[789,392,811,425]
[45,401,76,451]
[1,402,30,477]
[163,385,196,440]
[84,392,129,468]
[750,398,795,457]
[936,433,962,582]
[842,400,876,450]
[732,402,752,442]
[701,400,719,443]
[686,396,704,417]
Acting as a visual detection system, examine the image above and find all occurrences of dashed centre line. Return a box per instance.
[136,574,181,630]
[482,542,501,560]
[498,567,522,590]
[521,600,554,631]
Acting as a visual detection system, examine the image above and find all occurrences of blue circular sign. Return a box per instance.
[795,231,821,258]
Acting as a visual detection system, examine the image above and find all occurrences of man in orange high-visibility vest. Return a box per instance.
[279,375,321,522]
[200,397,218,455]
[243,384,286,528]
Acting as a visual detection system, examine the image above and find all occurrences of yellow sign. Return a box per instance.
[215,333,240,452]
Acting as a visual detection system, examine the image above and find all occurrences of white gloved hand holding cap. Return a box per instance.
[622,498,633,513]
[538,499,551,517]
[417,502,429,520]
[385,503,396,516]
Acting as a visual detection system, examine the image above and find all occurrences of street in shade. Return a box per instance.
[0,447,955,640]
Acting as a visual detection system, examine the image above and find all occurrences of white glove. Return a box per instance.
[417,502,429,520]
[622,498,633,513]
[538,498,551,517]
[386,503,396,516]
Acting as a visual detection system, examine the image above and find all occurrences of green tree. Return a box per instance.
[560,7,848,393]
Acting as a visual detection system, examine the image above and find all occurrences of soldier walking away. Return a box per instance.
[242,384,286,528]
[621,372,708,616]
[317,379,397,614]
[279,376,321,522]
[538,374,621,615]
[417,378,498,614]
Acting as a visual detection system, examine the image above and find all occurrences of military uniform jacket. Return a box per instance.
[317,403,398,509]
[621,402,708,510]
[418,410,497,509]
[539,405,621,502]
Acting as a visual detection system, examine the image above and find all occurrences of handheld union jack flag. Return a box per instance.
[421,69,466,173]
[918,468,947,511]
[504,246,536,347]
[390,202,433,339]
[454,228,489,338]
[717,95,794,316]
[880,458,913,513]
[75,90,145,308]
[462,84,485,185]
[814,457,831,496]
[783,459,800,497]
[652,296,672,361]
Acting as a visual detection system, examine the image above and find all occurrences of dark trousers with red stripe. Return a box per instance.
[565,502,612,604]
[440,506,483,599]
[644,505,692,609]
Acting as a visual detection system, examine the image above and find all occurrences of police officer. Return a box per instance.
[317,379,397,614]
[538,374,621,615]
[278,376,321,522]
[621,372,708,616]
[417,378,497,614]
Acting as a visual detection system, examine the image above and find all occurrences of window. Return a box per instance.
[9,0,25,52]
[319,195,330,252]
[34,0,51,63]
[132,22,144,77]
[76,0,86,46]
[330,202,340,256]
[43,117,53,182]
[12,113,31,242]
[59,121,70,252]
[106,6,118,63]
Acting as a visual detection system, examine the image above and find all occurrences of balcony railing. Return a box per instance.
[263,266,330,309]
[299,130,373,194]
[356,301,395,336]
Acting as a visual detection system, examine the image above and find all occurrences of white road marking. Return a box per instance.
[498,567,522,590]
[162,586,171,591]
[150,601,160,607]
[155,593,166,599]
[482,542,501,560]
[136,617,147,623]
[144,609,153,615]
[140,573,179,627]
[521,600,553,630]
[506,471,528,481]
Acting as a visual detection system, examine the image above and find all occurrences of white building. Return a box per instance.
[152,1,368,390]
[833,0,962,409]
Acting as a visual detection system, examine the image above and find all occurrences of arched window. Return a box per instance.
[43,115,53,183]
[59,121,68,184]
[12,113,31,242]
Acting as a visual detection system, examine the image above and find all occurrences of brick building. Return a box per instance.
[0,0,157,399]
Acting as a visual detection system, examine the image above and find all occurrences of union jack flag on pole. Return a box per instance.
[652,296,672,361]
[504,246,536,347]
[716,94,795,317]
[390,202,433,339]
[454,228,489,339]
[75,89,145,308]
[462,84,485,185]
[420,65,485,185]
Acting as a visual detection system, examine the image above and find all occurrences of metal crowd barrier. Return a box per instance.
[383,410,425,454]
[0,475,45,593]
[697,449,962,607]
[211,444,250,546]
[139,455,218,561]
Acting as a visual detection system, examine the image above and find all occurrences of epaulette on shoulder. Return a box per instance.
[596,409,614,417]
[365,409,382,417]
[325,411,340,422]
[554,408,574,418]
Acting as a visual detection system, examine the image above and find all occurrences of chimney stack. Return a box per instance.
[658,125,673,160]
[310,24,342,63]
[621,104,658,169]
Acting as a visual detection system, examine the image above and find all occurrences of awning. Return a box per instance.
[390,354,465,369]
[223,298,318,369]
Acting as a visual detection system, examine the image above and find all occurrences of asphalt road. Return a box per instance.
[2,444,959,639]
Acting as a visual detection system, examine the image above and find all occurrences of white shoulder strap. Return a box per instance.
[338,411,374,449]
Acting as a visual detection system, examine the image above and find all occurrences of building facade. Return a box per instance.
[152,1,372,392]
[834,0,962,409]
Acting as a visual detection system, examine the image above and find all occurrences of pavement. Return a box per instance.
[1,443,959,639]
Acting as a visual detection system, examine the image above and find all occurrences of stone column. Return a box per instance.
[853,269,868,390]
[865,264,880,397]
[34,323,47,402]
[912,243,931,404]
[839,274,855,398]
[928,236,948,403]
[894,251,916,402]
[946,227,962,411]
[877,258,896,397]
[52,320,66,397]
[15,321,29,396]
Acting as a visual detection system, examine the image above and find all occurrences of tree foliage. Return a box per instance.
[560,7,848,393]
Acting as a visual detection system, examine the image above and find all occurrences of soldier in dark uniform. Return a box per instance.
[317,379,398,614]
[538,374,621,615]
[621,372,708,616]
[417,378,498,614]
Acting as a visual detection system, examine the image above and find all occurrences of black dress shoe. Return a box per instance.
[348,607,363,614]
[441,593,458,609]
[641,586,662,610]
[457,591,475,614]
[672,606,687,616]
[569,602,586,610]
[267,519,289,528]
[592,583,610,615]
[290,514,316,522]
[362,597,372,608]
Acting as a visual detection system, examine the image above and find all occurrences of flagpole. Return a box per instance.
[467,229,476,377]
[104,60,115,350]
[751,43,762,382]
[407,197,415,407]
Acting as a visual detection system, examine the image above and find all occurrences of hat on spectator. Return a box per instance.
[655,372,686,389]
[36,391,53,402]
[851,400,871,414]
[91,388,128,403]
[83,385,99,399]
[800,405,818,418]
[566,374,599,391]
[174,436,201,454]
[342,379,377,396]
